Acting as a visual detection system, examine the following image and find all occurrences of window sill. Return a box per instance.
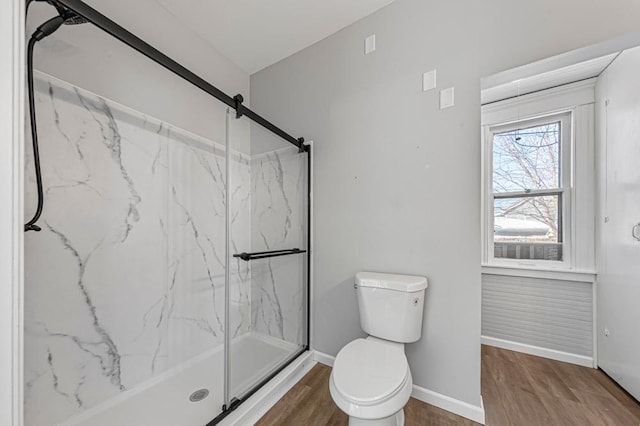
[481,264,596,283]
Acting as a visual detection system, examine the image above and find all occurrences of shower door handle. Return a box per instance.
[233,248,307,261]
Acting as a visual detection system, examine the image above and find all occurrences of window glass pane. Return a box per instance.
[494,195,562,261]
[493,121,561,193]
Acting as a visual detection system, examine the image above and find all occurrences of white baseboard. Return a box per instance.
[411,385,485,424]
[482,335,595,368]
[313,350,335,367]
[313,351,485,424]
[220,351,316,425]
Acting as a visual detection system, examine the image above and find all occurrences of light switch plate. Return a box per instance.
[423,69,436,91]
[365,34,376,55]
[440,87,455,109]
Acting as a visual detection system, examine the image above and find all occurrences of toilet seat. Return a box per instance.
[330,337,413,420]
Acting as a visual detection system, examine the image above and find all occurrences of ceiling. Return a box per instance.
[154,0,396,74]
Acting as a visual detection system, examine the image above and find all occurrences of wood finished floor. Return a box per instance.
[256,345,640,425]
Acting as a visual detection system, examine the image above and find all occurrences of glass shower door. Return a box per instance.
[164,100,230,424]
[226,114,308,404]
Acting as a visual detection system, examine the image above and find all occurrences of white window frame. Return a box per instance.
[481,79,596,272]
[485,112,572,269]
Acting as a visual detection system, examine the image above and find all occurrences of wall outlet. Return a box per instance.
[604,328,610,337]
[423,69,436,91]
[365,34,376,55]
[440,87,455,109]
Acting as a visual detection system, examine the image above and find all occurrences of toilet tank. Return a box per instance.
[355,272,428,343]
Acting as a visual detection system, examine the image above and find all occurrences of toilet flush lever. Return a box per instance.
[633,223,640,241]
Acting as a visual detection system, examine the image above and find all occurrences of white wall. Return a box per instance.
[1,1,24,425]
[595,45,640,400]
[27,0,249,142]
[250,0,640,408]
[482,274,593,360]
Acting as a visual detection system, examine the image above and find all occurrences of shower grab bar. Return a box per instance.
[233,248,306,262]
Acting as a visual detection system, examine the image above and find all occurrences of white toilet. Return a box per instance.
[329,272,428,425]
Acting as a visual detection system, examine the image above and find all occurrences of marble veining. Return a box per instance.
[250,148,307,345]
[24,73,307,426]
[46,223,125,392]
[73,89,142,243]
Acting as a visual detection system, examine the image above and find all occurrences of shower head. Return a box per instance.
[61,10,88,25]
[32,1,87,41]
[48,1,88,25]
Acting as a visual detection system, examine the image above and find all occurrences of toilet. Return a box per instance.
[329,272,428,425]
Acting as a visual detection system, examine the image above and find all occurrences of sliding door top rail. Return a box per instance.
[43,0,308,152]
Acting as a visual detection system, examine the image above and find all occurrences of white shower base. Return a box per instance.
[61,333,300,426]
[230,333,301,397]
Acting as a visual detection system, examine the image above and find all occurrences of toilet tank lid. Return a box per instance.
[356,272,428,292]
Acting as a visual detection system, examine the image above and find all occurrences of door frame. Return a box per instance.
[0,1,25,425]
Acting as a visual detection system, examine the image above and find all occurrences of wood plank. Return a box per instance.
[482,346,640,426]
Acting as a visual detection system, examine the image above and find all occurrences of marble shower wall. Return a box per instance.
[23,74,250,426]
[250,147,308,346]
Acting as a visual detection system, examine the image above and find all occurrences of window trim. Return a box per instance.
[484,111,572,269]
[481,79,596,272]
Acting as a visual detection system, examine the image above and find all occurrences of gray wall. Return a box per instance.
[250,0,640,407]
[27,0,249,142]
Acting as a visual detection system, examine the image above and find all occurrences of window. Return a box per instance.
[482,80,596,273]
[485,112,572,266]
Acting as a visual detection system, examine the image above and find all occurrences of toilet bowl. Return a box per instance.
[329,272,428,425]
[329,337,413,425]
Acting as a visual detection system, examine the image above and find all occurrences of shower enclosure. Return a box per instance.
[23,2,310,425]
